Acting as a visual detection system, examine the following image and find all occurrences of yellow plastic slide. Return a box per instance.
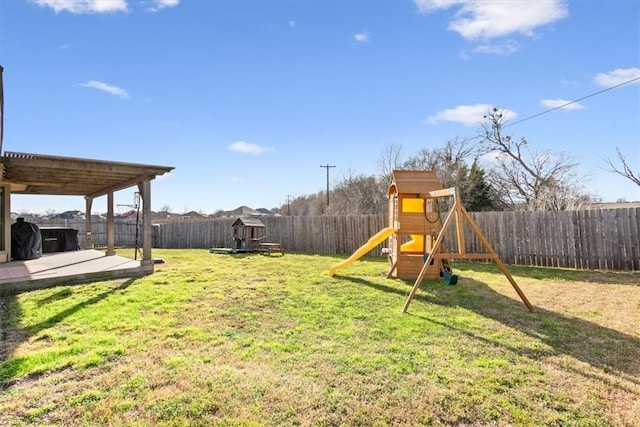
[328,227,395,276]
[400,234,424,252]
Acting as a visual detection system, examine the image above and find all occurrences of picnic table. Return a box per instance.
[256,242,284,256]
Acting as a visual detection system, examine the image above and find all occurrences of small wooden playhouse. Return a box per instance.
[386,170,449,280]
[232,216,266,251]
[225,216,284,255]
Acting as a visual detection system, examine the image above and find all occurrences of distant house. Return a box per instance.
[10,212,39,223]
[227,206,261,217]
[181,210,207,219]
[220,206,278,218]
[256,208,280,216]
[47,210,84,221]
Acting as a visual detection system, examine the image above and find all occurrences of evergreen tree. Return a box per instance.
[460,160,495,211]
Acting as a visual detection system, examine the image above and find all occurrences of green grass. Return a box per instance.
[1,249,639,426]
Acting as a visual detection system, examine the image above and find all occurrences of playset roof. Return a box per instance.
[387,170,441,197]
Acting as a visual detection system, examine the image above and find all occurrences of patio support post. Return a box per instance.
[1,183,10,262]
[138,180,153,267]
[85,196,93,249]
[106,191,115,256]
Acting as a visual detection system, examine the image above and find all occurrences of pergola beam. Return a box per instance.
[86,173,158,199]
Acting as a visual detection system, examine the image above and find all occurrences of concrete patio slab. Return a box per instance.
[0,250,151,296]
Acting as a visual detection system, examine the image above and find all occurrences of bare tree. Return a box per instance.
[283,194,327,216]
[377,143,404,181]
[399,137,497,209]
[605,147,640,187]
[479,108,594,211]
[327,170,387,215]
[402,137,475,186]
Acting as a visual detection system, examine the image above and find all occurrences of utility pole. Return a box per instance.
[320,164,336,207]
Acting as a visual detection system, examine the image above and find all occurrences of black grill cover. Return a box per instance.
[41,228,80,253]
[11,218,43,260]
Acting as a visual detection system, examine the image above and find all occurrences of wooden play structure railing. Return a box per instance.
[401,187,534,313]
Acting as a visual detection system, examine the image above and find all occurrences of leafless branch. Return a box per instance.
[605,148,640,187]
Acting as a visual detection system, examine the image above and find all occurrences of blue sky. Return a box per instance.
[1,0,639,214]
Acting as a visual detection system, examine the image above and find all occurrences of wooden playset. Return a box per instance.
[329,170,533,312]
[386,170,446,280]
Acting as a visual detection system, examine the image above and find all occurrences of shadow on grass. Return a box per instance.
[457,261,640,286]
[0,278,136,386]
[338,272,640,385]
[26,279,135,337]
[36,288,74,306]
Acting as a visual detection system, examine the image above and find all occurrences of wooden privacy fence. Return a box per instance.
[152,215,389,255]
[464,208,639,270]
[33,207,639,270]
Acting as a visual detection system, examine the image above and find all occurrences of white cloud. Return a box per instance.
[479,150,502,164]
[540,99,584,111]
[228,141,272,155]
[471,41,518,56]
[425,104,517,126]
[593,68,640,88]
[146,0,180,12]
[560,78,580,87]
[31,0,128,14]
[77,80,130,98]
[415,0,465,14]
[354,32,370,43]
[415,0,568,40]
[31,0,181,13]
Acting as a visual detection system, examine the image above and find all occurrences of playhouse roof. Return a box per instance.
[232,216,265,228]
[387,170,441,197]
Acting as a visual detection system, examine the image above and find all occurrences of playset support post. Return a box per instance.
[402,188,534,313]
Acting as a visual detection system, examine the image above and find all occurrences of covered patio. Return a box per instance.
[0,151,173,295]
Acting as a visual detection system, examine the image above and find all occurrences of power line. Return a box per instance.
[504,75,640,129]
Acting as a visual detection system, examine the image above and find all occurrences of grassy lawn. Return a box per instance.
[1,249,639,426]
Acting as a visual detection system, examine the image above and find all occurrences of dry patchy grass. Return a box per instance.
[1,250,639,426]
